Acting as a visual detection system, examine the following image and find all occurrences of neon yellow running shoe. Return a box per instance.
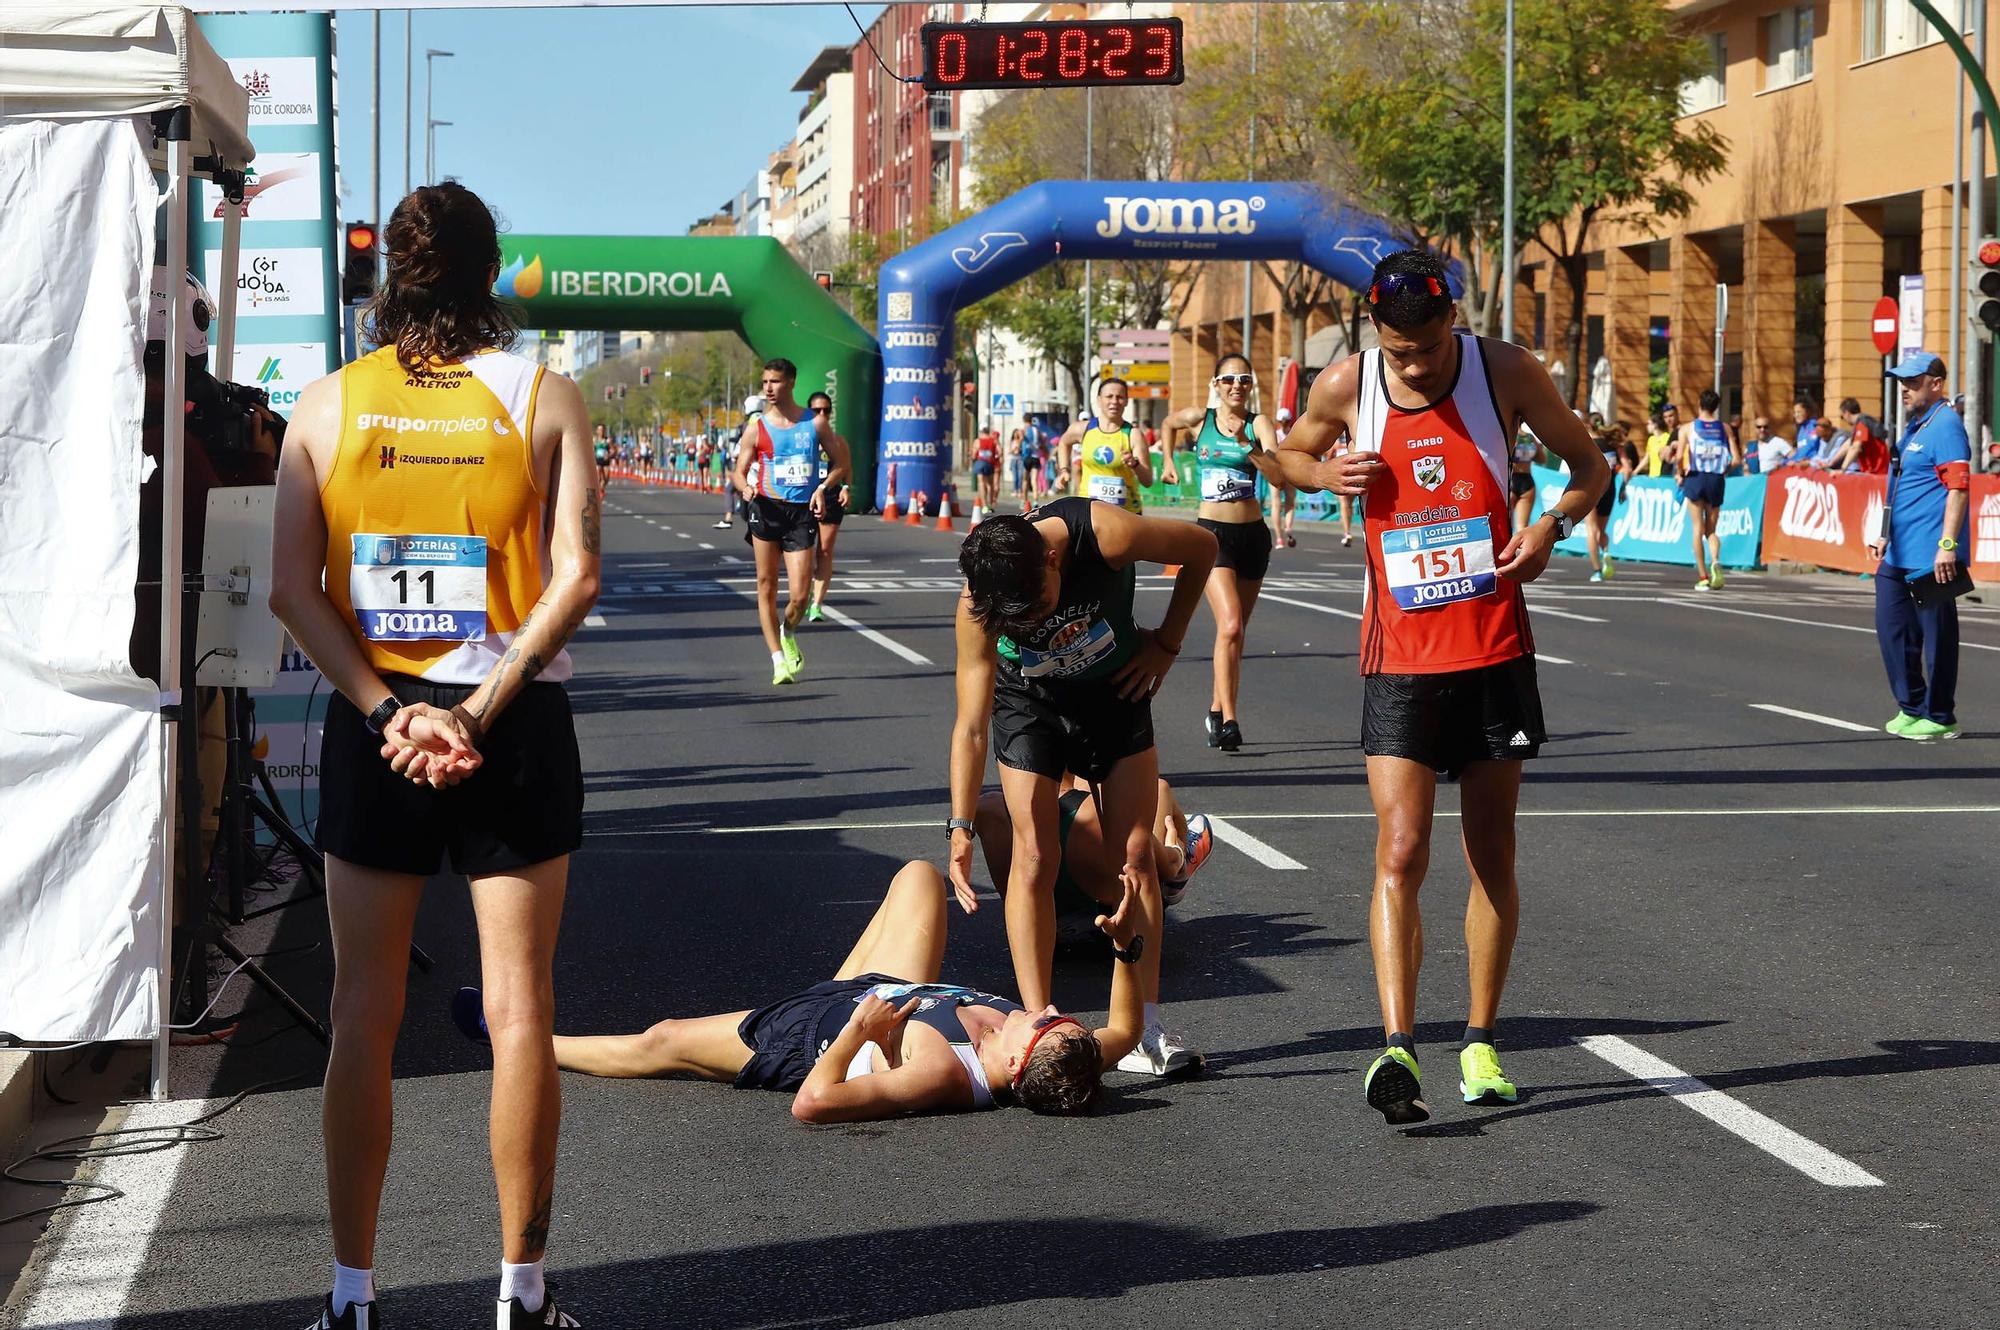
[781,631,804,674]
[806,602,825,624]
[772,658,797,686]
[1708,566,1725,590]
[1364,1046,1429,1125]
[1459,1042,1518,1105]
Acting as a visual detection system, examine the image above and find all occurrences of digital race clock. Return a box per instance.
[920,18,1185,92]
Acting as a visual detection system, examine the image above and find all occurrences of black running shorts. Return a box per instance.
[1595,481,1617,519]
[1680,472,1725,507]
[1200,517,1273,582]
[819,488,846,526]
[734,972,907,1092]
[319,675,584,876]
[1509,471,1536,502]
[1361,654,1546,779]
[749,495,818,552]
[993,671,1153,783]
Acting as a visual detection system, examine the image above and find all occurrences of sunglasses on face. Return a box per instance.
[1214,374,1255,388]
[1012,1014,1086,1090]
[1366,272,1445,305]
[810,405,830,415]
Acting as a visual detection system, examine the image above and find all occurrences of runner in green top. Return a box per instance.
[1159,353,1283,752]
[947,496,1217,1075]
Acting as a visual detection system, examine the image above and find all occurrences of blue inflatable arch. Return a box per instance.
[874,180,1422,508]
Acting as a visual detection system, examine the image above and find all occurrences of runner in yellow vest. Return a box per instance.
[1056,377,1154,512]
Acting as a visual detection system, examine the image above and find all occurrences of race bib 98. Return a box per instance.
[1379,516,1498,611]
[350,533,488,641]
[1088,475,1127,506]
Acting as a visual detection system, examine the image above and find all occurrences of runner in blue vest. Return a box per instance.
[1675,388,1742,591]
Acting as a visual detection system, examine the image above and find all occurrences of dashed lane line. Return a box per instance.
[1255,591,1363,621]
[699,542,715,550]
[811,603,933,666]
[1575,1035,1884,1187]
[1525,604,1608,624]
[1205,816,1308,870]
[582,614,606,627]
[1748,703,1876,733]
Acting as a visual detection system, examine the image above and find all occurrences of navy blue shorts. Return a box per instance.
[734,972,908,1092]
[1680,472,1725,507]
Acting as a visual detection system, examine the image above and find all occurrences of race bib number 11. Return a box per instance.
[1379,516,1498,611]
[350,533,488,641]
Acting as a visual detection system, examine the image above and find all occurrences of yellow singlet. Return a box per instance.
[322,347,569,685]
[1076,419,1144,513]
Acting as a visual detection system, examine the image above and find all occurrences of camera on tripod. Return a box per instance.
[187,366,287,457]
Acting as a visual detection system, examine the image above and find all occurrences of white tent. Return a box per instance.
[0,5,252,1096]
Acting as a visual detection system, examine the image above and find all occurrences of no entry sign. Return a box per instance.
[1871,295,1899,356]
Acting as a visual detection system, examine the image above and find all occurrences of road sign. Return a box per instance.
[1871,295,1900,356]
[1098,327,1171,363]
[1898,274,1926,360]
[1114,362,1170,384]
[990,392,1015,415]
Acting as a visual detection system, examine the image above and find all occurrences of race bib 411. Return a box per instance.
[350,533,488,641]
[1379,516,1498,611]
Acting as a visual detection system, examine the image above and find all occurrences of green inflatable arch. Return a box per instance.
[495,235,882,503]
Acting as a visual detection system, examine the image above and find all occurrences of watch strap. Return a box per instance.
[363,695,400,735]
[946,817,976,837]
[1112,935,1145,964]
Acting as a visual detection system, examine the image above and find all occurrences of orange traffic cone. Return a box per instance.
[906,491,926,526]
[881,465,901,522]
[935,495,955,532]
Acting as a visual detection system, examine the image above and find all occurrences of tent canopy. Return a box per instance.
[0,5,253,167]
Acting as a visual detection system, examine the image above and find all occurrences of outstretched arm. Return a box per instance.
[948,593,999,913]
[1090,871,1158,1066]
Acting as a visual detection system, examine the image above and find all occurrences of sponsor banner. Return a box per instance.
[226,55,320,125]
[254,644,328,833]
[206,247,327,318]
[1530,466,1765,568]
[229,342,324,417]
[1759,467,2000,584]
[200,151,322,222]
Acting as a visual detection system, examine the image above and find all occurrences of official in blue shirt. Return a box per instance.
[1869,352,1972,740]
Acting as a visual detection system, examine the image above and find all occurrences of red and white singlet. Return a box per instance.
[1355,332,1532,675]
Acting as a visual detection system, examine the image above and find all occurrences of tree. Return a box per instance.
[1321,0,1729,405]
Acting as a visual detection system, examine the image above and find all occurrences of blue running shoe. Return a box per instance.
[451,986,489,1046]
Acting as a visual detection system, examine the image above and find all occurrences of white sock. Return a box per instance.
[772,650,786,668]
[331,1261,374,1315]
[499,1259,545,1312]
[1143,1002,1164,1038]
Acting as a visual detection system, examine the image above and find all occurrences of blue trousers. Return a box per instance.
[1874,568,1960,724]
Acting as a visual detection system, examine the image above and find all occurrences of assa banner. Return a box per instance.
[1761,465,2000,583]
[1528,467,1765,569]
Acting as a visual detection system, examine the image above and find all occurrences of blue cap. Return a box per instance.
[1887,351,1946,381]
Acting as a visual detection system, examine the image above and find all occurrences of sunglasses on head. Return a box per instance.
[1012,1014,1086,1090]
[1367,272,1445,305]
[1214,373,1255,388]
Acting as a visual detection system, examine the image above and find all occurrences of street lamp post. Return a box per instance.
[423,49,454,183]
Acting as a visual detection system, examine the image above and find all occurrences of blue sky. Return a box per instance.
[332,5,881,236]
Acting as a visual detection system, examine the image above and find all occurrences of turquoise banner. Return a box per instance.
[1529,466,1766,569]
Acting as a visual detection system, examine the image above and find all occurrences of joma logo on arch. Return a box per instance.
[1096,197,1260,239]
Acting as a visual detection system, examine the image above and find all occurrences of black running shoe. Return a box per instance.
[501,1293,581,1327]
[1205,710,1223,748]
[304,1296,377,1329]
[1217,719,1243,752]
[451,987,489,1045]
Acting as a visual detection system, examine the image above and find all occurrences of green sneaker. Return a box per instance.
[1901,717,1962,741]
[1885,712,1921,736]
[772,657,797,686]
[1602,556,1615,580]
[1459,1042,1519,1105]
[1364,1046,1429,1125]
[781,631,804,675]
[1708,566,1725,590]
[806,602,825,624]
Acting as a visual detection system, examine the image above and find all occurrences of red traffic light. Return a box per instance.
[346,223,376,251]
[813,270,833,290]
[1979,238,2000,267]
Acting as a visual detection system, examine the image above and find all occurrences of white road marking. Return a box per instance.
[1206,816,1308,870]
[815,604,933,665]
[598,805,2000,837]
[1658,596,2000,653]
[676,532,692,539]
[582,614,606,627]
[1537,652,1575,665]
[1256,591,1364,621]
[10,1099,210,1326]
[1574,1034,1884,1188]
[1748,703,1876,733]
[1527,605,1608,624]
[699,542,715,550]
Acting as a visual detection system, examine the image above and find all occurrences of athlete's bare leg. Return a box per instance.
[1365,756,1438,1041]
[1686,500,1713,581]
[1204,569,1262,724]
[321,857,425,1270]
[1585,509,1609,573]
[751,534,785,654]
[552,1012,752,1080]
[468,856,570,1265]
[1512,487,1535,534]
[810,519,839,610]
[782,545,815,631]
[1338,494,1355,543]
[997,764,1064,1010]
[834,860,952,982]
[1457,760,1522,1031]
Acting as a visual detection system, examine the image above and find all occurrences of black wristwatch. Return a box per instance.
[1112,936,1145,965]
[1545,509,1575,541]
[363,695,400,736]
[946,817,976,839]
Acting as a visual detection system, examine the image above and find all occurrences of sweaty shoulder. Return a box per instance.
[288,370,345,472]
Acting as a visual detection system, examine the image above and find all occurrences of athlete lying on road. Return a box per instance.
[451,860,1154,1120]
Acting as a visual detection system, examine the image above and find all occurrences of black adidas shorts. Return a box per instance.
[1361,655,1546,780]
[993,671,1153,783]
[1200,517,1273,582]
[749,495,818,552]
[318,675,584,876]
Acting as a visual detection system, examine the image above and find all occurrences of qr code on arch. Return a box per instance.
[887,292,914,322]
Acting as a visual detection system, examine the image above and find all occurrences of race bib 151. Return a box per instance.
[350,533,488,641]
[1379,516,1498,611]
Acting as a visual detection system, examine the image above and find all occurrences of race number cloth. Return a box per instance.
[349,534,487,641]
[1379,517,1499,610]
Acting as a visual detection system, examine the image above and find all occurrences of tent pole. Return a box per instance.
[216,197,242,374]
[153,130,192,1103]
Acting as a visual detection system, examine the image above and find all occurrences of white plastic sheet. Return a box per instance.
[0,116,164,1041]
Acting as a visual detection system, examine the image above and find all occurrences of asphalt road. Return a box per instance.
[6,482,1998,1329]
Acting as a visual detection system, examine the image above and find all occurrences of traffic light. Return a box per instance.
[813,270,833,291]
[1976,237,2000,335]
[640,365,653,386]
[342,221,378,304]
[617,383,628,400]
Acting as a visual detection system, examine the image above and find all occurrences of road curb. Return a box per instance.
[0,1050,38,1166]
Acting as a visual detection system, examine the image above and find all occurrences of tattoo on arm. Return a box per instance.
[520,1166,555,1255]
[581,486,602,556]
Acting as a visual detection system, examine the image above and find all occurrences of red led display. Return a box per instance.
[921,19,1184,92]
